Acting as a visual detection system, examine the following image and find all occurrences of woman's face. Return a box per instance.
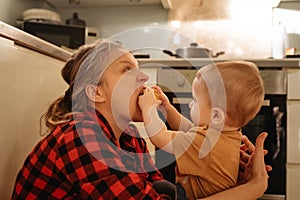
[99,52,149,125]
[189,75,211,126]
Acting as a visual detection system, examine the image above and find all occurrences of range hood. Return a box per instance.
[46,0,172,9]
[273,0,300,7]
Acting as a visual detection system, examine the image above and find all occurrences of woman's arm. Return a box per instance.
[200,132,269,200]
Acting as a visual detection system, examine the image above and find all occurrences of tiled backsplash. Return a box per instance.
[167,0,274,59]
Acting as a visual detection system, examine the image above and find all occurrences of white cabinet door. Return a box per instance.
[286,164,300,200]
[287,70,300,100]
[0,36,68,200]
[287,101,300,164]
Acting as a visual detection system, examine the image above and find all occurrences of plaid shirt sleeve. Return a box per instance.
[11,112,171,200]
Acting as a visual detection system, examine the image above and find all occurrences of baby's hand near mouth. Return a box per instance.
[138,87,162,111]
[153,88,160,100]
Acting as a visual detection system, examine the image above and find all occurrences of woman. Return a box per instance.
[11,40,269,199]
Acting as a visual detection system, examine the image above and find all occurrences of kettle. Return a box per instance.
[65,12,86,26]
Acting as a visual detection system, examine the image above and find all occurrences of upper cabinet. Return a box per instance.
[46,0,172,9]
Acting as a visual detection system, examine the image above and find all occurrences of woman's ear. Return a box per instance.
[85,85,105,103]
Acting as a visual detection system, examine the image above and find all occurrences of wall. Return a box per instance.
[275,2,300,54]
[54,0,275,58]
[0,0,169,39]
[51,5,170,58]
[168,0,273,59]
[56,5,169,39]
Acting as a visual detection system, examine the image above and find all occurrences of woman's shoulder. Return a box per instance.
[48,111,103,142]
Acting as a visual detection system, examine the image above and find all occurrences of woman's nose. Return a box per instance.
[189,101,193,108]
[137,70,149,82]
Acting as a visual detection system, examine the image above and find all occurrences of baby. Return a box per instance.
[138,61,264,199]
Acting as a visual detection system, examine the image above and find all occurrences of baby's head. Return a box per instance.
[192,61,264,129]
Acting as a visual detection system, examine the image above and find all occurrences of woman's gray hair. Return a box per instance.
[72,39,127,112]
[40,39,127,134]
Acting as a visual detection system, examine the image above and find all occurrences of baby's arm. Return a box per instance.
[151,86,193,132]
[138,87,177,154]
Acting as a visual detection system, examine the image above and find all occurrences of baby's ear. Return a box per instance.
[85,85,105,103]
[211,107,225,125]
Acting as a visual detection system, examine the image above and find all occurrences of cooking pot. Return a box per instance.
[163,43,225,58]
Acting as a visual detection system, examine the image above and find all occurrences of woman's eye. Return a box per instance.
[123,66,132,72]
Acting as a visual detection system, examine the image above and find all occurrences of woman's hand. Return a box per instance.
[238,132,272,185]
[249,133,270,188]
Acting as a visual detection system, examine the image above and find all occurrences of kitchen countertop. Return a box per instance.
[0,21,72,61]
[137,58,300,68]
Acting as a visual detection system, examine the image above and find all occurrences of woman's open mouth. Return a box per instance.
[138,86,147,96]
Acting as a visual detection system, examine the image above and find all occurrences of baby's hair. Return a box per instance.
[199,61,264,127]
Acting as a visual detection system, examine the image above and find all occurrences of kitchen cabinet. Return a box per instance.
[287,70,300,99]
[286,69,300,200]
[46,0,172,9]
[286,165,300,200]
[0,36,68,200]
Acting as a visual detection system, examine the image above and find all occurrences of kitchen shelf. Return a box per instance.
[46,0,172,9]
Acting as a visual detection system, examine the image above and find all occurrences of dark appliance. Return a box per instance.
[23,21,85,49]
[156,67,287,200]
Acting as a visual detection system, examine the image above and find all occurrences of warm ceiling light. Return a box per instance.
[170,20,181,29]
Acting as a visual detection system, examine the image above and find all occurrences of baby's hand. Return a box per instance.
[138,87,162,111]
[150,86,170,107]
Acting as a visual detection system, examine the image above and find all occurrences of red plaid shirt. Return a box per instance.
[11,110,168,199]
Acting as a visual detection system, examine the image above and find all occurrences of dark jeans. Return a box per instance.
[152,180,176,200]
[176,183,188,200]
